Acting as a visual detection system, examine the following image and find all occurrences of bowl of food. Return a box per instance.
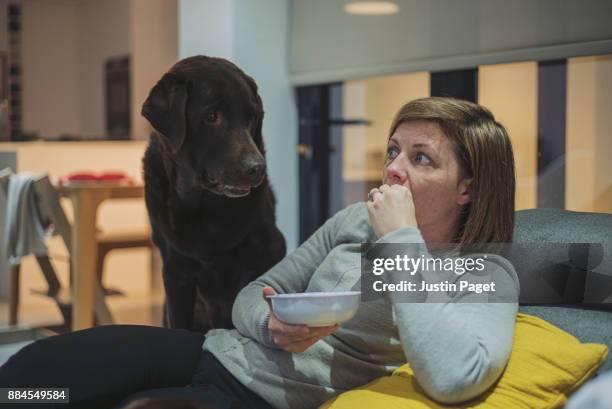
[266,291,361,326]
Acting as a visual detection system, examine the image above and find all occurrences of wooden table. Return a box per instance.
[59,183,145,331]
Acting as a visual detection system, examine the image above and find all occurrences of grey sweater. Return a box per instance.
[203,202,519,409]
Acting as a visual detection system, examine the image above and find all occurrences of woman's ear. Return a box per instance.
[457,178,473,206]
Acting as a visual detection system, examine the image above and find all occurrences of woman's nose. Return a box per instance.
[386,159,408,184]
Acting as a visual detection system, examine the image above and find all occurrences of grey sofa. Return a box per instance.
[513,208,612,372]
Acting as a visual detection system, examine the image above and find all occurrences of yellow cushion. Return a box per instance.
[320,313,608,409]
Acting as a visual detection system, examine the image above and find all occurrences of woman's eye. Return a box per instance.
[414,152,432,165]
[204,111,220,124]
[387,147,399,159]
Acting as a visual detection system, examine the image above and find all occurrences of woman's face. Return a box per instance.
[383,120,472,236]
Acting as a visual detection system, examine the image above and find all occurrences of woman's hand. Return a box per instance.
[262,286,339,353]
[367,183,417,238]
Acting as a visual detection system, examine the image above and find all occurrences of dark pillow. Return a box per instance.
[512,209,612,306]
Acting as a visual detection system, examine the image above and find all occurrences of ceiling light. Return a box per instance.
[344,1,400,16]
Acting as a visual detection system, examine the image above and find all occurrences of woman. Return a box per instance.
[0,97,519,409]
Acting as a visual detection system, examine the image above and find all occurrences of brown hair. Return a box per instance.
[389,97,516,245]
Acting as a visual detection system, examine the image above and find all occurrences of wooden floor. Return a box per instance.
[0,244,164,329]
[0,255,165,364]
[0,292,165,329]
[0,241,168,366]
[0,293,165,365]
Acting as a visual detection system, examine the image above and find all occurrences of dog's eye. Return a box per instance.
[204,111,220,125]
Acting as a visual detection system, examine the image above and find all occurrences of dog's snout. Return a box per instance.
[245,159,265,184]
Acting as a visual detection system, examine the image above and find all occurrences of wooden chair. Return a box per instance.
[0,168,152,329]
[96,230,152,296]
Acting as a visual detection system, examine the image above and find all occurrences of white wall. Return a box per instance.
[178,0,298,250]
[130,0,178,139]
[76,0,130,137]
[0,0,132,138]
[233,1,298,251]
[291,0,612,84]
[1,0,170,139]
[179,0,233,60]
[20,0,81,137]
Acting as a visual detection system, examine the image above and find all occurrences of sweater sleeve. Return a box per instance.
[231,205,355,348]
[377,227,519,404]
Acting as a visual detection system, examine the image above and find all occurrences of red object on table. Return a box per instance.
[66,172,97,182]
[98,172,129,181]
[61,171,133,185]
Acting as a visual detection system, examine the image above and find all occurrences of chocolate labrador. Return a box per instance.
[141,56,286,332]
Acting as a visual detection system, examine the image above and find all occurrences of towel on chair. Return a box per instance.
[2,172,48,265]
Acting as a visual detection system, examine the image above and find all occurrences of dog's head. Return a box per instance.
[142,56,266,198]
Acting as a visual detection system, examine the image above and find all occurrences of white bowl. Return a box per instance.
[267,291,361,326]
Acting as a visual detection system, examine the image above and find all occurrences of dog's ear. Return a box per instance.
[244,74,266,154]
[142,73,189,154]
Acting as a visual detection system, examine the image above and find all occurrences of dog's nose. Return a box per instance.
[245,160,265,184]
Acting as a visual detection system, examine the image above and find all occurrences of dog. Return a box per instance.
[141,56,286,332]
